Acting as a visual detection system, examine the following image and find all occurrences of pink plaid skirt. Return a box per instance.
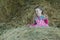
[31,19,49,27]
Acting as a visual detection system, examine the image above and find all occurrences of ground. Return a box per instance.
[0,26,60,40]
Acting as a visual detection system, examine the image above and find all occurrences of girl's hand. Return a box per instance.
[44,14,48,19]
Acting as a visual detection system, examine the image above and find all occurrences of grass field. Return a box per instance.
[0,0,60,40]
[0,25,60,40]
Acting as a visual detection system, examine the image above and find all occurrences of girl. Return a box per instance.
[32,6,49,27]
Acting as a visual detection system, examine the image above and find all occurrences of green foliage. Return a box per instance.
[0,0,60,26]
[0,0,60,40]
[46,0,60,9]
[0,26,60,40]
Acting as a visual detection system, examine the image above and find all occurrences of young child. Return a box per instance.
[32,6,49,27]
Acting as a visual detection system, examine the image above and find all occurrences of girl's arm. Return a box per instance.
[44,14,48,19]
[44,14,49,24]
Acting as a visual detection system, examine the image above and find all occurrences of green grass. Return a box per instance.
[0,0,60,26]
[0,0,60,40]
[0,26,60,40]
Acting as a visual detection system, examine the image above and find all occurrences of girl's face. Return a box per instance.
[35,8,42,16]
